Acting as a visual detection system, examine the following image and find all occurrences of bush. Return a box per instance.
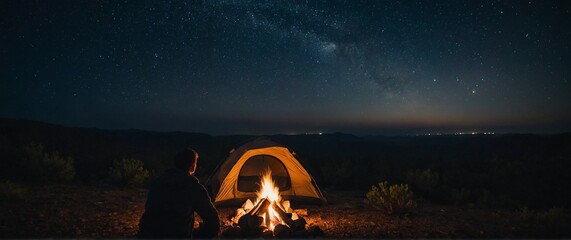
[405,168,439,192]
[476,189,498,208]
[21,144,75,183]
[450,188,471,205]
[42,152,76,183]
[108,158,150,187]
[518,206,534,221]
[519,206,569,229]
[543,207,567,224]
[0,180,28,201]
[365,181,416,215]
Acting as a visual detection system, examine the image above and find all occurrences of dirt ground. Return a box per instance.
[0,185,569,238]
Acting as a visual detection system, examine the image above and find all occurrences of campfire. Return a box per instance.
[223,169,321,238]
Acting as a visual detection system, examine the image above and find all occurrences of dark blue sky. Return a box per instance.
[1,0,570,135]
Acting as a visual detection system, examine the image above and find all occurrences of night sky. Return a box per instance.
[1,1,570,135]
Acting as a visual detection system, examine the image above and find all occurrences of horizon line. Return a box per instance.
[1,117,570,137]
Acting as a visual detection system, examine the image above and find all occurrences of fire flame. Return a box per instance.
[254,169,284,230]
[256,169,281,203]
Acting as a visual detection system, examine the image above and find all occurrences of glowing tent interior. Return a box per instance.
[207,137,326,206]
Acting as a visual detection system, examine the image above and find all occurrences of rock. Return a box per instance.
[273,224,292,238]
[247,216,264,230]
[292,217,306,231]
[233,208,246,224]
[291,229,309,238]
[235,208,246,217]
[307,225,324,237]
[222,226,244,238]
[261,229,274,238]
[293,208,308,217]
[291,213,299,220]
[242,199,254,212]
[246,226,263,238]
[238,215,249,230]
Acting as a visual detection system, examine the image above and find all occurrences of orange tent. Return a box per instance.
[208,137,326,206]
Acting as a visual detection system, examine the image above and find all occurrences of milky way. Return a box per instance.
[1,1,570,135]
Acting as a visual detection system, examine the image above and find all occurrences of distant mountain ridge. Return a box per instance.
[1,117,570,183]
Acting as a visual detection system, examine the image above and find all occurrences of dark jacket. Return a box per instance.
[138,168,220,238]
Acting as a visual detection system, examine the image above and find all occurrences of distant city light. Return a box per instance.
[416,131,495,136]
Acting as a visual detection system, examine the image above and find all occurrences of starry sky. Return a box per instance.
[1,0,570,135]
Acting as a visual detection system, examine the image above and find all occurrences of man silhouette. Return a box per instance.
[138,148,220,238]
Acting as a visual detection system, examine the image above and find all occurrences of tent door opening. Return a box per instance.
[237,154,291,192]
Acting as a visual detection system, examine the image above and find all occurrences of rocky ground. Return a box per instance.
[0,185,569,238]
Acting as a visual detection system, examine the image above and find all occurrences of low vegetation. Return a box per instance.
[21,144,75,183]
[449,188,471,205]
[405,168,439,193]
[0,180,28,201]
[365,181,416,215]
[108,158,150,187]
[519,206,568,223]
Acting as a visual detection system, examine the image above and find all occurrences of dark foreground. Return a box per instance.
[0,185,569,238]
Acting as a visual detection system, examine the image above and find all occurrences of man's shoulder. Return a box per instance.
[186,174,200,184]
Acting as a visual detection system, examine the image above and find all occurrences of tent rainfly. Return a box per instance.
[207,137,326,206]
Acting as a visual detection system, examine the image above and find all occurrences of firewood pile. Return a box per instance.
[222,198,324,238]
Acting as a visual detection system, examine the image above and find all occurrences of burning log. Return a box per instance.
[281,200,291,213]
[251,198,271,216]
[273,224,292,238]
[265,210,271,227]
[242,199,254,212]
[246,198,267,215]
[272,200,296,229]
[233,208,246,222]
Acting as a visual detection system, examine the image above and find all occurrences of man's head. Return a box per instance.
[173,148,198,174]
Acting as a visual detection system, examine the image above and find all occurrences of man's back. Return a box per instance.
[138,168,219,238]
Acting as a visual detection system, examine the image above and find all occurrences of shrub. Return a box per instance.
[21,144,75,183]
[518,206,533,221]
[519,206,568,227]
[0,180,28,201]
[450,188,471,205]
[108,158,150,187]
[365,181,416,215]
[476,189,498,208]
[542,207,567,224]
[405,168,439,192]
[42,152,76,183]
[539,207,571,237]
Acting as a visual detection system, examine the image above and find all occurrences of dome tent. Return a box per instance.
[207,137,326,206]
